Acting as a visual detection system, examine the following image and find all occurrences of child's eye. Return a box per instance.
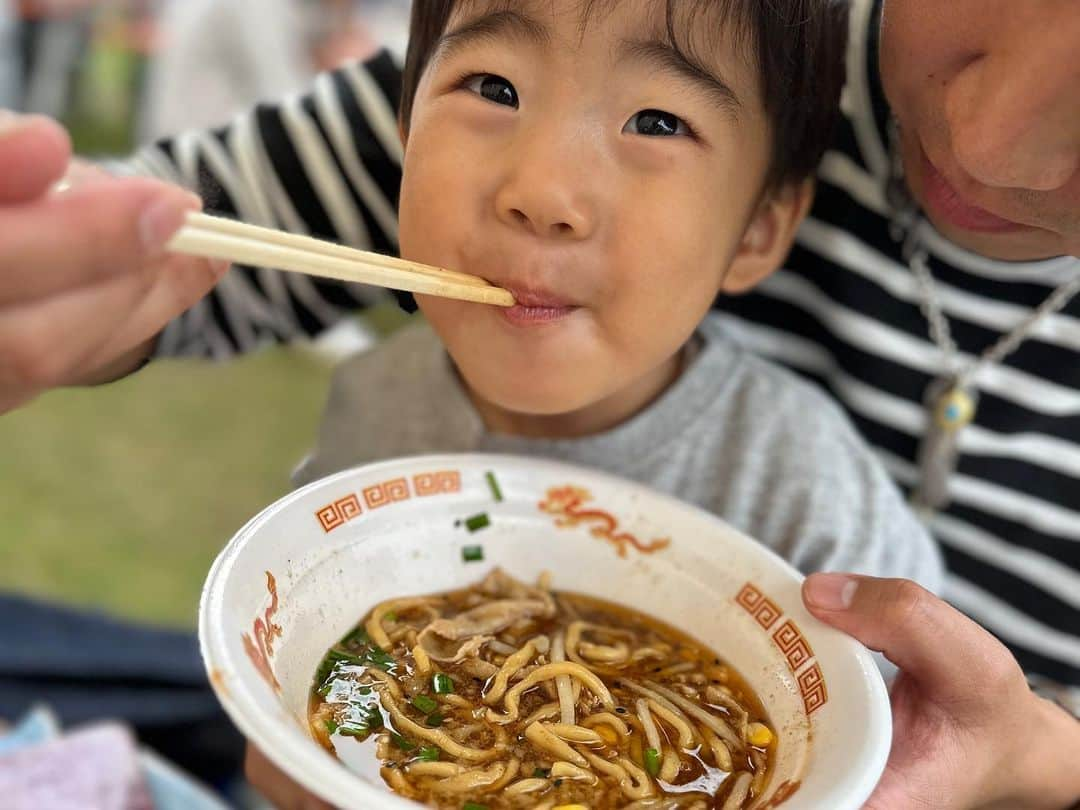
[623,109,690,137]
[463,74,519,108]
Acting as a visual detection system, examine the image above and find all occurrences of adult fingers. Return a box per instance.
[81,255,230,373]
[802,574,1023,706]
[0,112,72,203]
[0,177,201,306]
[0,263,159,393]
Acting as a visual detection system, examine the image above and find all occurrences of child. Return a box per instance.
[293,0,943,588]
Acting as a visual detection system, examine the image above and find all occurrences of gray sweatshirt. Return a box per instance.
[295,314,943,590]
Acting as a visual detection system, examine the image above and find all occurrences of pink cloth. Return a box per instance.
[0,723,154,810]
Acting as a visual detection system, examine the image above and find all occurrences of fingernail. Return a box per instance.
[139,197,196,256]
[804,573,858,611]
[185,191,204,210]
[0,109,25,135]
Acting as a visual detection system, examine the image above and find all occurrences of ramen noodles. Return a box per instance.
[309,569,775,809]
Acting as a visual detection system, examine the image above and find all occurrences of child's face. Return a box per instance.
[399,0,801,426]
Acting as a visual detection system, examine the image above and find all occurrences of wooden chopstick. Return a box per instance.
[166,212,515,307]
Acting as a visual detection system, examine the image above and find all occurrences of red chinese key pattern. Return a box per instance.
[316,493,361,532]
[363,477,410,509]
[736,582,829,716]
[413,470,462,496]
[314,470,462,532]
[734,580,782,630]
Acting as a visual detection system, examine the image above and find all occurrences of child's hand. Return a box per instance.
[0,111,227,413]
[803,574,1080,810]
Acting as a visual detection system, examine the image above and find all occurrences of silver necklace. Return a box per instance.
[906,244,1080,511]
[887,124,1080,511]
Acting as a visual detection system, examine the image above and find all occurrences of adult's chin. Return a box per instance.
[919,210,1069,262]
[901,139,1069,262]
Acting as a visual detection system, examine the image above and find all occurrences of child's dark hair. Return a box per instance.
[401,0,848,191]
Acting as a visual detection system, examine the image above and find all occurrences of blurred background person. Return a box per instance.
[14,0,101,117]
[1,0,20,108]
[140,0,397,142]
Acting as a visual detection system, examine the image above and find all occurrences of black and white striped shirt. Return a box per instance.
[128,0,1080,708]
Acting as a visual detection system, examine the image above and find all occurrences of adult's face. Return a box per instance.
[880,0,1079,261]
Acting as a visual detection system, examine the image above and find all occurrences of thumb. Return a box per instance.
[801,574,1019,704]
[0,112,72,203]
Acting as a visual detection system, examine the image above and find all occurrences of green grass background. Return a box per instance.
[0,348,334,628]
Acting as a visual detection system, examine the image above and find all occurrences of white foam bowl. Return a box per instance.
[200,454,890,808]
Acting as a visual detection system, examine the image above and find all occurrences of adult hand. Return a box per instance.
[0,111,227,414]
[803,574,1080,810]
[245,743,334,810]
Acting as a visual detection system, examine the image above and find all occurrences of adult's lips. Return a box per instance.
[918,151,1026,234]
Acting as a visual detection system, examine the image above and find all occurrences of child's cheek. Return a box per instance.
[414,295,463,335]
[398,142,466,266]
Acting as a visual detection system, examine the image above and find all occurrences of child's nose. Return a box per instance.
[492,134,599,240]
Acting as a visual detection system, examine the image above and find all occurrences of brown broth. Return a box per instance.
[308,571,775,809]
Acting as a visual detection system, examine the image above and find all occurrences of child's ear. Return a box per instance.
[720,179,815,294]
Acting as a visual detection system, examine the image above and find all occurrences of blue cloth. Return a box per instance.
[0,706,59,757]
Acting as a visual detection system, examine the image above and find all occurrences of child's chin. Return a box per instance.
[471,376,604,418]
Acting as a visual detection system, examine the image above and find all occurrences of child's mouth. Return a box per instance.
[500,286,578,326]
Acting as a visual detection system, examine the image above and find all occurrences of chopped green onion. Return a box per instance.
[461,545,484,563]
[338,702,383,739]
[532,768,549,779]
[384,611,398,623]
[425,712,445,728]
[325,720,339,735]
[644,747,661,777]
[411,695,439,714]
[314,652,344,686]
[314,662,334,687]
[485,471,503,502]
[317,682,333,697]
[340,627,370,647]
[432,673,454,694]
[463,803,489,810]
[417,746,441,762]
[356,707,383,731]
[391,733,416,751]
[364,646,397,672]
[314,640,396,690]
[464,513,490,532]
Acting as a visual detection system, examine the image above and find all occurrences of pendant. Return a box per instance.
[912,377,977,511]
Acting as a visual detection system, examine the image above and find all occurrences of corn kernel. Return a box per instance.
[596,726,618,746]
[747,722,773,747]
